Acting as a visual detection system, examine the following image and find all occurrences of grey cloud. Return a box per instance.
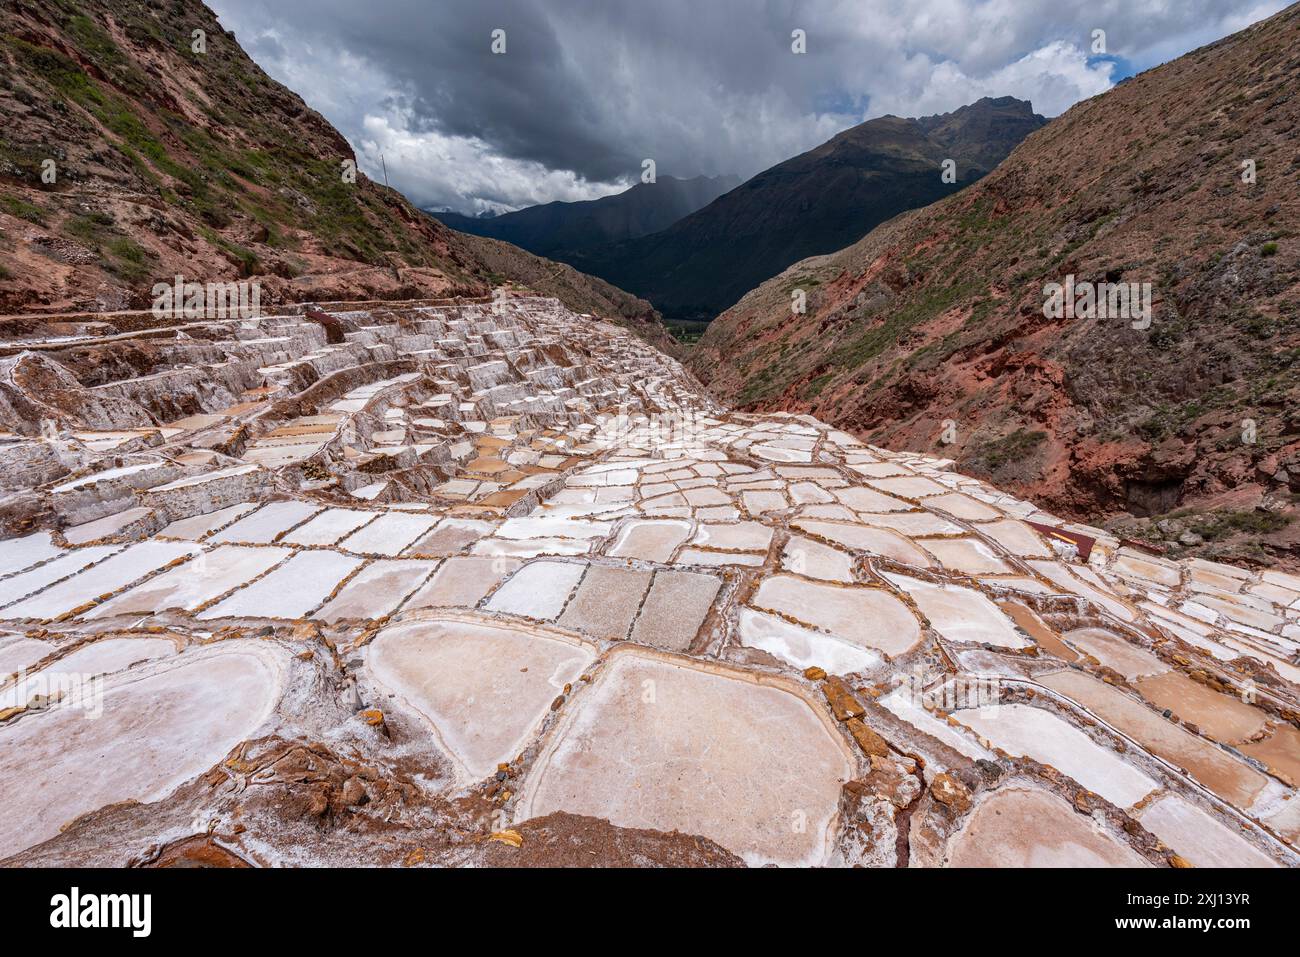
[208,0,1285,213]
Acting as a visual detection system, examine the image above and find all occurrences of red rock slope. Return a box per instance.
[691,4,1300,566]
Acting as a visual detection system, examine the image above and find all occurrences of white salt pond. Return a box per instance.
[780,536,854,582]
[0,545,121,609]
[516,649,853,867]
[737,608,882,676]
[751,575,921,657]
[484,560,585,620]
[792,519,933,567]
[0,532,62,578]
[1136,794,1278,868]
[951,703,1157,808]
[882,574,1030,648]
[0,635,52,676]
[281,508,376,546]
[315,560,435,621]
[918,538,1012,575]
[878,685,995,762]
[946,787,1149,867]
[158,503,258,541]
[7,636,176,701]
[50,461,165,494]
[208,501,321,544]
[198,550,362,619]
[607,519,693,563]
[368,617,595,780]
[0,643,286,860]
[3,542,195,621]
[90,546,290,618]
[339,513,439,556]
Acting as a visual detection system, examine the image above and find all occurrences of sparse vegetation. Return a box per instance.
[837,280,978,380]
[1184,509,1291,540]
[803,372,834,398]
[0,195,47,224]
[665,318,709,345]
[963,429,1048,476]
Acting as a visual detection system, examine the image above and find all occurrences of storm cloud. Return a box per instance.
[207,0,1286,214]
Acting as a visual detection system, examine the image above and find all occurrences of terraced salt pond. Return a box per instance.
[882,574,1030,648]
[281,508,375,546]
[1062,627,1169,679]
[1132,671,1267,743]
[158,502,258,540]
[951,703,1157,808]
[2,542,194,621]
[315,560,435,622]
[607,518,693,562]
[516,649,853,867]
[0,635,56,676]
[750,575,920,657]
[0,643,286,859]
[339,513,439,555]
[1,295,1296,868]
[792,519,933,567]
[368,617,595,780]
[0,532,62,577]
[4,636,175,702]
[198,550,362,619]
[405,556,519,609]
[946,787,1149,867]
[918,537,1012,575]
[1136,794,1278,868]
[208,501,321,544]
[90,545,290,617]
[738,608,882,676]
[0,545,121,608]
[1040,669,1267,807]
[484,560,586,619]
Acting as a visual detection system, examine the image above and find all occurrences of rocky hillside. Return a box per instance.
[0,0,666,345]
[692,5,1300,567]
[430,174,741,258]
[448,229,680,354]
[566,97,1045,321]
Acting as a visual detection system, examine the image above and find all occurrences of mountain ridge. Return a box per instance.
[562,95,1046,321]
[428,174,741,257]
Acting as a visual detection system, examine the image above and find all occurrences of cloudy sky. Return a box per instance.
[208,0,1285,215]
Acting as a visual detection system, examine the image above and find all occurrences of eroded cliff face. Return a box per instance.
[691,4,1300,568]
[0,295,1297,870]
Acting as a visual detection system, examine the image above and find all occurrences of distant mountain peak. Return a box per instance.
[561,94,1047,321]
[429,172,741,257]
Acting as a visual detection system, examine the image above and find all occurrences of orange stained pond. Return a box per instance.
[1133,671,1268,744]
[946,787,1149,868]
